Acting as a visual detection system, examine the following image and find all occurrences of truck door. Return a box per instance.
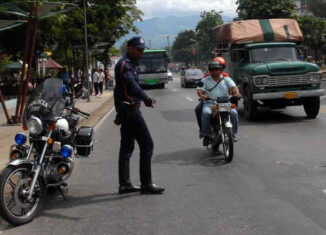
[230,48,249,84]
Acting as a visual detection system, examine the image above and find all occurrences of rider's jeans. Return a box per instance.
[201,102,238,137]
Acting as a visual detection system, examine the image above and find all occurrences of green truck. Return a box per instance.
[213,19,325,120]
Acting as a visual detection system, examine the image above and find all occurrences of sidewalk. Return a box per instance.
[0,90,114,170]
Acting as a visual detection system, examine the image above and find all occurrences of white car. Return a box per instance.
[181,69,204,88]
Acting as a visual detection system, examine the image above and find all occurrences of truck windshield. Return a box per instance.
[250,47,298,63]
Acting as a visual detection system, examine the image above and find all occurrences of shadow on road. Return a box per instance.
[43,192,140,212]
[237,106,308,126]
[160,108,196,123]
[153,148,230,167]
[0,192,142,230]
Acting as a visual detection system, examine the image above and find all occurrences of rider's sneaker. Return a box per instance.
[203,136,210,146]
[233,135,238,142]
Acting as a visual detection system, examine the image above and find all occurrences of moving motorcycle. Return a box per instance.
[0,78,96,225]
[198,82,236,162]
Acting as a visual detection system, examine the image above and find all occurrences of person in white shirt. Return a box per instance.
[92,69,100,96]
[98,69,105,95]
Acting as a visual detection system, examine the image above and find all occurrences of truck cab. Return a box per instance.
[220,42,324,120]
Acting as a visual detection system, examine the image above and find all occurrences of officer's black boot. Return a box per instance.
[119,159,140,194]
[140,158,165,194]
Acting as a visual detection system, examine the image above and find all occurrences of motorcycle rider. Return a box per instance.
[197,60,242,146]
[196,57,231,130]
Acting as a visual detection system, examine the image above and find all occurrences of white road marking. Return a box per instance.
[94,107,115,131]
[323,189,326,195]
[186,97,194,102]
[171,89,178,92]
[320,95,326,100]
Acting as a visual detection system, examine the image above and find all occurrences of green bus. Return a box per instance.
[138,49,169,88]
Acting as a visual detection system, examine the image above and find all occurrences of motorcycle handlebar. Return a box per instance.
[66,107,90,118]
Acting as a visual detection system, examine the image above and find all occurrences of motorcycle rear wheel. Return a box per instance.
[222,128,234,162]
[0,164,46,225]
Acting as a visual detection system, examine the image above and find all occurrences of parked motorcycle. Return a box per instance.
[0,78,96,225]
[198,82,236,162]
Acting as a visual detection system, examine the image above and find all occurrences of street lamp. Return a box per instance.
[164,34,170,48]
[83,0,90,99]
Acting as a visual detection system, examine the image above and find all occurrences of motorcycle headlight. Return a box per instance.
[27,116,43,135]
[15,133,27,145]
[308,73,321,83]
[61,145,73,158]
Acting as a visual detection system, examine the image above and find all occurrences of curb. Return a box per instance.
[77,94,115,128]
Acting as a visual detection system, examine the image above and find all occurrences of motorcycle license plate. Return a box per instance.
[285,92,297,99]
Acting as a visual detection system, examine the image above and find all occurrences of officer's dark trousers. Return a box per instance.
[119,110,154,185]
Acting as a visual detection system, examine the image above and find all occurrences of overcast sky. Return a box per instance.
[136,0,238,19]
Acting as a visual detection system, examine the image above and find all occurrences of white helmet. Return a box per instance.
[56,118,69,135]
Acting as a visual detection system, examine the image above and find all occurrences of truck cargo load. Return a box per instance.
[213,19,303,44]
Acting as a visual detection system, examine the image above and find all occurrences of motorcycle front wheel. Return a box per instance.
[222,128,234,162]
[0,164,46,225]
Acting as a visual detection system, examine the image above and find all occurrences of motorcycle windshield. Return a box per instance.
[23,78,65,124]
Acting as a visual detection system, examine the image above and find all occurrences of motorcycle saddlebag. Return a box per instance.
[75,126,94,157]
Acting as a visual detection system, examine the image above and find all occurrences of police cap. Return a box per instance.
[127,36,148,49]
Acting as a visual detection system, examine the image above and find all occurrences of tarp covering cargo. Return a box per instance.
[213,19,303,44]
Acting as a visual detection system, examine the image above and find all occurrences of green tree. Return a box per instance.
[0,0,142,70]
[236,0,297,19]
[296,15,326,61]
[119,39,128,55]
[196,10,223,63]
[306,0,326,18]
[172,30,196,66]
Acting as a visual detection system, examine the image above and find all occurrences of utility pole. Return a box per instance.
[83,0,90,98]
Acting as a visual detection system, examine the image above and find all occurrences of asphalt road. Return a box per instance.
[2,76,326,234]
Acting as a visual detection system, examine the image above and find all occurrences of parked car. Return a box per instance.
[181,69,204,88]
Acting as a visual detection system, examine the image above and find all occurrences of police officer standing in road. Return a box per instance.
[114,36,165,195]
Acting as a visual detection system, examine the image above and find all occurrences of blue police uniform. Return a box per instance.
[114,36,164,194]
[114,54,154,164]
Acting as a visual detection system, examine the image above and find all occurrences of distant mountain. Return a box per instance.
[115,14,234,50]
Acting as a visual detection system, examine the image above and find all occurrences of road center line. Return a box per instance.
[186,97,194,102]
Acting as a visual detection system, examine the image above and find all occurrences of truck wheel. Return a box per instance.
[303,97,320,119]
[159,84,165,89]
[244,86,258,121]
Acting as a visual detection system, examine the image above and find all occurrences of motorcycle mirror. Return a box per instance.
[197,81,204,87]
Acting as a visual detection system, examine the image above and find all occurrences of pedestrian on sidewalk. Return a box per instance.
[114,36,165,195]
[92,68,100,96]
[87,68,93,95]
[98,68,105,96]
[105,69,111,90]
[61,67,70,91]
